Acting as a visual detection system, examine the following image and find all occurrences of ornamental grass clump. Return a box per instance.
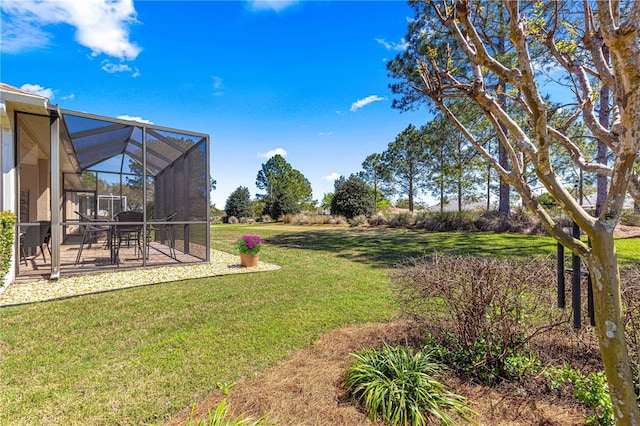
[343,343,475,426]
[235,235,264,254]
[183,400,269,426]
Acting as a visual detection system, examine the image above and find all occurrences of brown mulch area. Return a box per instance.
[169,320,595,426]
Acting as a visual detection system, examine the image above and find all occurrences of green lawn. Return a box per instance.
[1,224,638,425]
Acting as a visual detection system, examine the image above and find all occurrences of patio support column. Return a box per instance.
[49,110,61,279]
[205,135,210,262]
[183,153,190,254]
[142,125,147,265]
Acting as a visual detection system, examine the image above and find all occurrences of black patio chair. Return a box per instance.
[114,211,143,265]
[39,221,51,261]
[75,211,110,265]
[151,212,177,259]
[20,223,51,266]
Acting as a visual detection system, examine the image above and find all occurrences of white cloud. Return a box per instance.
[318,132,333,136]
[258,148,287,158]
[350,95,385,112]
[0,16,52,53]
[20,84,54,100]
[212,76,224,96]
[0,0,141,60]
[375,37,408,51]
[247,0,299,12]
[323,172,341,182]
[62,93,75,101]
[101,61,132,73]
[117,115,153,124]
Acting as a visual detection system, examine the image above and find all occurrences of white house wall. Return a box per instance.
[0,85,51,287]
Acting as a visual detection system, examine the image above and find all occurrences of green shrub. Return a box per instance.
[546,365,614,426]
[537,192,558,209]
[224,186,253,220]
[423,331,541,384]
[343,344,475,426]
[330,175,375,219]
[0,211,16,281]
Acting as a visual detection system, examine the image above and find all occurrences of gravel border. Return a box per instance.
[0,250,279,307]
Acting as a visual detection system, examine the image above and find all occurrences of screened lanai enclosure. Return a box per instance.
[15,109,210,278]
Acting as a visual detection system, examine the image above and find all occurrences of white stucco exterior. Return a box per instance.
[0,84,51,289]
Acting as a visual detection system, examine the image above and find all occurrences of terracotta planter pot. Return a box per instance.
[240,253,259,267]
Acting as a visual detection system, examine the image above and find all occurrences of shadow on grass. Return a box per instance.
[266,227,558,268]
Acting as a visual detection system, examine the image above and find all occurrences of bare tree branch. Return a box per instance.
[625,0,640,28]
[547,126,613,176]
[582,0,616,86]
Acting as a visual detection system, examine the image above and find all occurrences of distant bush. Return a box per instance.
[348,215,368,227]
[416,210,480,231]
[537,192,558,209]
[389,212,415,228]
[281,213,348,225]
[363,208,588,235]
[621,208,640,226]
[474,209,544,234]
[258,215,272,223]
[367,213,388,226]
[328,215,348,225]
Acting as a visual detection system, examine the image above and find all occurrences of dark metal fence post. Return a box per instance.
[572,222,581,329]
[557,242,565,308]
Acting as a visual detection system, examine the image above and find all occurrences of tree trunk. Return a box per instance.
[588,227,640,425]
[373,180,379,212]
[487,163,491,211]
[440,180,445,213]
[408,177,414,212]
[497,80,510,214]
[458,174,462,213]
[441,151,445,212]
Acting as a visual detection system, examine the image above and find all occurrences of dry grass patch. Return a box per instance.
[169,321,591,426]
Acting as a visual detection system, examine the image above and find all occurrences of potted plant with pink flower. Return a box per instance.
[236,235,264,267]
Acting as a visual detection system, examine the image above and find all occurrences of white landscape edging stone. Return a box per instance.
[0,250,279,307]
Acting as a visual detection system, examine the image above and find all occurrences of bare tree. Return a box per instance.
[391,1,640,423]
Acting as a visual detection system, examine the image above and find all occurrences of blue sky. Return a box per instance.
[1,0,430,208]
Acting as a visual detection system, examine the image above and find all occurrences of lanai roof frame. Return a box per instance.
[54,108,210,276]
